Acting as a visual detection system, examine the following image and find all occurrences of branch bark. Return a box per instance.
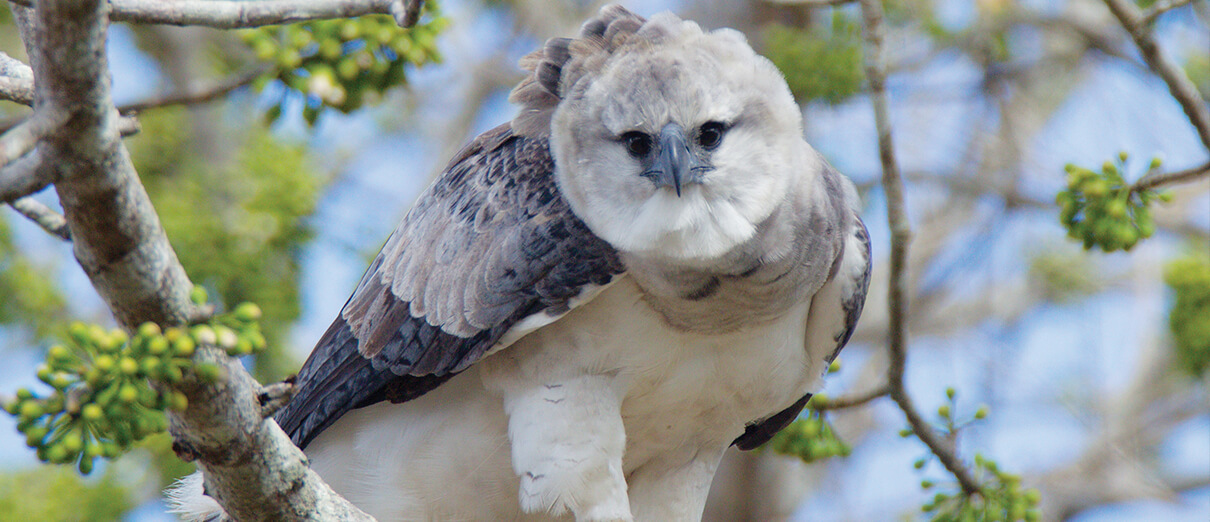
[1103,0,1210,152]
[7,195,69,240]
[1132,160,1210,193]
[9,0,424,29]
[858,0,981,497]
[12,1,376,520]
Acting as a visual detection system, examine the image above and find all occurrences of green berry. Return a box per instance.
[234,302,263,322]
[82,403,104,421]
[119,357,139,376]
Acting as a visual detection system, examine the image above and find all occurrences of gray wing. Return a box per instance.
[732,214,871,451]
[276,124,624,449]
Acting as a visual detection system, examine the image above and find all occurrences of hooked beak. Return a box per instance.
[644,123,709,197]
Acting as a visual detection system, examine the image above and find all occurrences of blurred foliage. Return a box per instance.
[1027,249,1102,303]
[3,302,265,475]
[1186,52,1210,101]
[128,107,325,382]
[762,11,864,105]
[1057,153,1169,252]
[1164,252,1210,377]
[0,217,69,340]
[0,466,131,521]
[885,0,1012,64]
[242,2,448,125]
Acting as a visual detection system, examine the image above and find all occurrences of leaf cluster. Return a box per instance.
[920,454,1041,522]
[242,2,448,124]
[3,300,265,475]
[1057,153,1169,252]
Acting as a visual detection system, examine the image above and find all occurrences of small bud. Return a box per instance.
[1149,156,1163,170]
[827,360,841,374]
[147,336,169,356]
[898,428,913,438]
[1117,151,1128,163]
[914,458,926,469]
[234,302,263,322]
[119,357,139,376]
[192,325,217,346]
[172,336,196,357]
[974,405,989,419]
[190,286,209,305]
[215,326,239,350]
[94,355,115,372]
[137,322,162,339]
[118,385,139,403]
[18,401,43,419]
[945,387,956,400]
[82,403,104,422]
[169,391,188,412]
[937,404,951,419]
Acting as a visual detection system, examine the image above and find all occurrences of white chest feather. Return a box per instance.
[303,276,827,521]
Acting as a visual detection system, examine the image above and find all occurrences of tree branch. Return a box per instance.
[7,195,69,240]
[8,0,425,29]
[813,384,890,411]
[858,0,981,497]
[1132,160,1210,193]
[0,51,35,105]
[1141,0,1195,26]
[1103,0,1210,152]
[168,346,374,522]
[117,66,267,115]
[13,1,376,520]
[0,147,51,203]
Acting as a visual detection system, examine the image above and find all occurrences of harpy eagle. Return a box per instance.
[174,5,871,521]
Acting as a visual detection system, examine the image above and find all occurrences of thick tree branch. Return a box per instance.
[7,195,69,240]
[169,346,374,522]
[1103,0,1210,152]
[8,0,425,29]
[858,0,981,497]
[15,1,196,328]
[13,1,376,520]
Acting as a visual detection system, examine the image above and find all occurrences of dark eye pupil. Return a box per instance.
[698,122,725,149]
[623,132,652,157]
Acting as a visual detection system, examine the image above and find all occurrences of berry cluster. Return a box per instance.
[1057,153,1169,252]
[241,3,448,123]
[3,300,265,475]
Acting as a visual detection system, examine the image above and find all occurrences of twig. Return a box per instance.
[0,148,50,203]
[858,0,981,497]
[0,51,34,105]
[764,0,857,6]
[1103,0,1210,152]
[1142,0,1195,26]
[0,109,65,169]
[1131,160,1210,193]
[8,196,69,240]
[812,384,891,411]
[7,0,427,29]
[118,67,267,115]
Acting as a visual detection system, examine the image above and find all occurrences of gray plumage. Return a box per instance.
[171,5,871,522]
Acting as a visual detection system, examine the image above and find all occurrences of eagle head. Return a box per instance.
[546,10,808,262]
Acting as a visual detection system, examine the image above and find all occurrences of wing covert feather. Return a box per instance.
[275,124,623,449]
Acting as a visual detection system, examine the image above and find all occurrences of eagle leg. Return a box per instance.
[503,374,633,522]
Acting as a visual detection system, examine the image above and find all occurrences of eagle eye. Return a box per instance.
[697,121,726,150]
[621,131,653,157]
